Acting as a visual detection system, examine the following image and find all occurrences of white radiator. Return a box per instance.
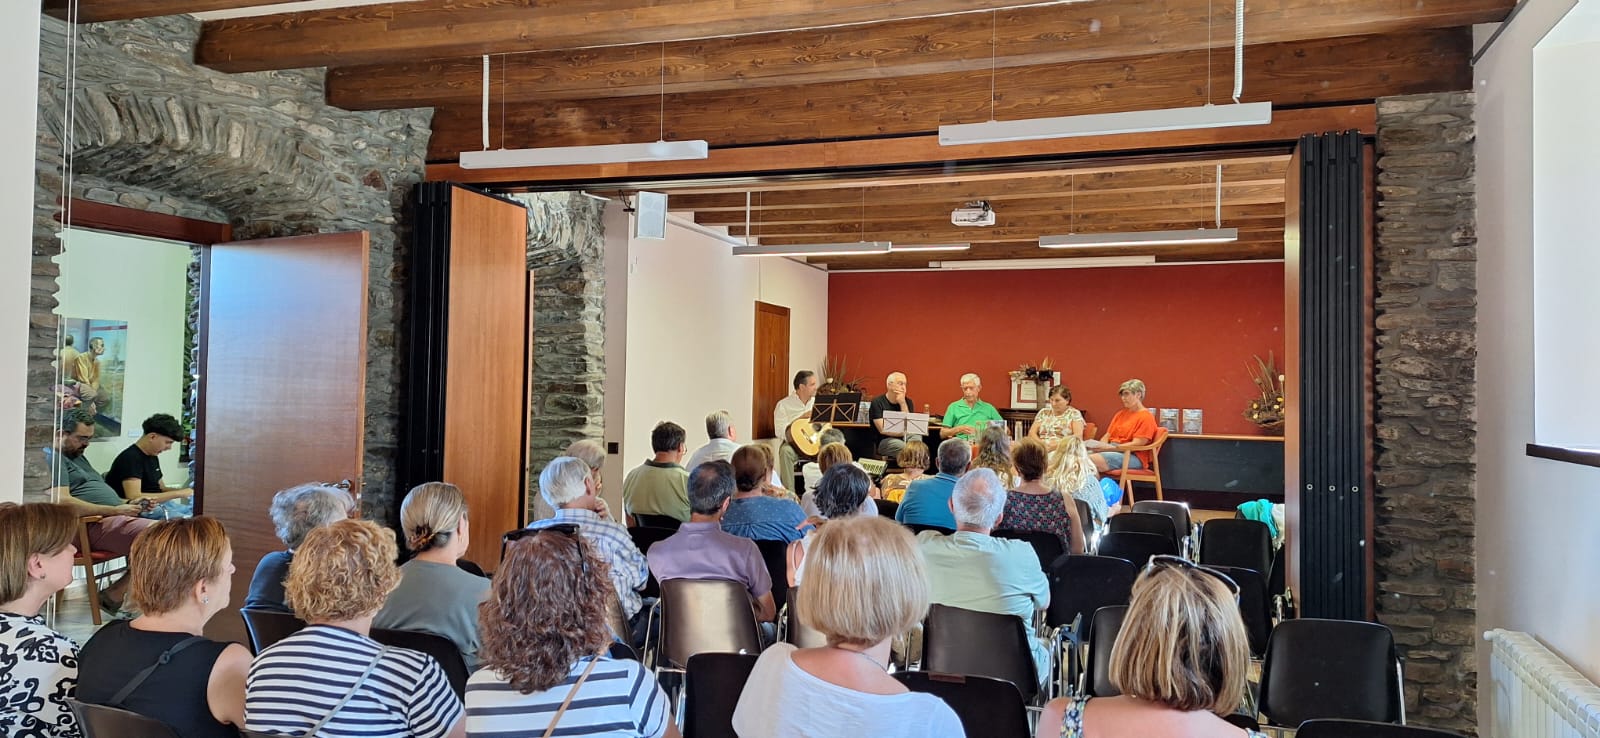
[1485,629,1600,738]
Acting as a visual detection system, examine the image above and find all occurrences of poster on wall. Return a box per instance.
[56,317,128,439]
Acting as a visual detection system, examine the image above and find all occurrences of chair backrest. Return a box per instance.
[608,641,641,661]
[369,627,470,699]
[783,587,829,648]
[658,579,763,669]
[68,700,180,738]
[1106,512,1181,548]
[633,513,682,530]
[1131,500,1191,544]
[1044,555,1139,628]
[1074,498,1095,532]
[1295,719,1468,738]
[893,671,1030,738]
[1094,531,1178,566]
[606,597,631,645]
[1259,619,1402,727]
[906,523,955,536]
[683,652,760,738]
[874,499,899,519]
[628,526,678,599]
[752,538,791,613]
[239,608,307,655]
[992,528,1066,572]
[1148,427,1170,462]
[922,603,1038,703]
[1082,605,1129,697]
[1199,518,1273,576]
[1209,565,1271,657]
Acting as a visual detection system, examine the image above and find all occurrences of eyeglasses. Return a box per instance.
[503,523,587,579]
[1145,554,1240,598]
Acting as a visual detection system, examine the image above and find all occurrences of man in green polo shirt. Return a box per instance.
[941,373,1004,442]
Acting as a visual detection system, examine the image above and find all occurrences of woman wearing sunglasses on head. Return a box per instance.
[1036,555,1265,738]
[466,525,678,738]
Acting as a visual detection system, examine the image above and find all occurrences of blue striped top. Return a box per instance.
[465,655,668,737]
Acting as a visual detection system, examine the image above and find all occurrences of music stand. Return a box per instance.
[812,392,862,423]
[881,411,930,439]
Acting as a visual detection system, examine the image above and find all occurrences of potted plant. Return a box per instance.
[1244,352,1286,433]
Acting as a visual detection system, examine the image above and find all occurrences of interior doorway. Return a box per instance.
[752,301,791,439]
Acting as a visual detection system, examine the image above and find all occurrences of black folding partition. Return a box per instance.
[1296,132,1372,620]
[397,182,453,506]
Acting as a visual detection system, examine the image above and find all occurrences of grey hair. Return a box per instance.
[706,410,733,440]
[936,437,972,475]
[563,440,606,472]
[269,483,356,549]
[539,456,592,508]
[952,468,1007,529]
[820,428,847,447]
[1119,378,1147,398]
[960,373,981,386]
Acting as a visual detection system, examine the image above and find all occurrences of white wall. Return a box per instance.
[55,229,192,483]
[605,208,828,480]
[1474,0,1600,725]
[600,202,632,510]
[0,6,42,503]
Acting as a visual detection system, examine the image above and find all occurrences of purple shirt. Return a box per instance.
[647,521,773,600]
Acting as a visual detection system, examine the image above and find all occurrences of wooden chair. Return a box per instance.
[52,507,127,626]
[1103,427,1169,505]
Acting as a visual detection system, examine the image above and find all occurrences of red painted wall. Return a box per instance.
[827,262,1286,436]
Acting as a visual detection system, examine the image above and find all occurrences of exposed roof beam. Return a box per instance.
[700,203,1285,229]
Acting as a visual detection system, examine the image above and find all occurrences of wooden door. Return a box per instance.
[752,302,791,439]
[197,232,369,644]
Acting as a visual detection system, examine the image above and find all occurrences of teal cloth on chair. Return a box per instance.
[1236,499,1277,540]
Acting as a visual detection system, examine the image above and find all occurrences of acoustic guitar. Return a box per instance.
[787,416,834,459]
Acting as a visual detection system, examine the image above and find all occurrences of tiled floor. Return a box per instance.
[46,587,111,644]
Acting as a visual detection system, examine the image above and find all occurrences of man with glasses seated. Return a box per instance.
[645,461,776,639]
[47,408,156,616]
[525,457,650,644]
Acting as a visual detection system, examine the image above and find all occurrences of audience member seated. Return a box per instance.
[721,446,809,543]
[868,371,919,458]
[105,412,194,519]
[525,457,649,640]
[894,439,969,530]
[878,440,930,503]
[1088,378,1158,473]
[77,517,250,738]
[800,429,849,494]
[685,409,741,474]
[752,443,798,502]
[531,438,609,521]
[1029,385,1086,448]
[374,482,490,670]
[245,482,355,613]
[973,426,1018,489]
[49,408,156,614]
[1004,438,1088,554]
[775,370,821,491]
[622,421,691,524]
[467,524,676,738]
[246,519,464,737]
[0,503,84,738]
[939,373,1003,442]
[803,441,878,517]
[916,468,1050,682]
[732,516,962,738]
[1047,434,1112,527]
[787,464,874,587]
[1037,558,1262,738]
[646,461,776,626]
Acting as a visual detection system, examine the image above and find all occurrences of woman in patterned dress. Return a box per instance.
[1000,439,1087,554]
[1028,385,1086,448]
[0,503,83,738]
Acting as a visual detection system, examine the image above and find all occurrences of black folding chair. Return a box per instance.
[906,523,955,536]
[68,700,179,738]
[647,579,762,672]
[874,499,899,519]
[922,603,1039,704]
[1094,531,1178,565]
[1080,605,1128,697]
[781,587,828,648]
[1106,512,1181,551]
[1043,555,1138,695]
[1074,498,1098,539]
[1199,518,1273,576]
[683,652,760,738]
[894,671,1030,738]
[1210,565,1272,658]
[629,526,678,599]
[633,513,682,530]
[1131,500,1193,555]
[1295,719,1467,738]
[1258,619,1405,729]
[753,539,791,614]
[369,627,470,699]
[993,528,1067,572]
[239,608,306,654]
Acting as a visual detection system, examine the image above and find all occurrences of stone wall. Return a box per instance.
[519,192,607,517]
[28,15,431,522]
[1372,91,1478,734]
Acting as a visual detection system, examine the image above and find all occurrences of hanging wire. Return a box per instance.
[500,54,508,150]
[480,55,490,150]
[1215,164,1224,228]
[989,10,998,122]
[1069,173,1076,234]
[659,43,667,141]
[1232,0,1245,103]
[1206,0,1213,105]
[859,187,866,241]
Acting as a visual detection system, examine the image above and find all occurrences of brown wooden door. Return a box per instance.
[752,302,791,439]
[197,232,369,644]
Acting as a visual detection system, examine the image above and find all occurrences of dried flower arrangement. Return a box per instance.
[817,355,868,394]
[1009,357,1055,382]
[1244,352,1286,431]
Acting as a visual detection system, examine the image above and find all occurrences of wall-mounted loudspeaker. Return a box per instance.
[635,191,668,239]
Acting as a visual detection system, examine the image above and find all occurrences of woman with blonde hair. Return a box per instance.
[735,515,962,737]
[1037,557,1264,738]
[374,482,490,669]
[77,516,250,738]
[0,503,85,737]
[465,525,677,737]
[246,519,464,738]
[973,425,1017,489]
[1047,433,1111,527]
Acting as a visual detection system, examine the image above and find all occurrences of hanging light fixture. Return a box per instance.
[460,45,709,169]
[891,243,972,252]
[1040,164,1239,248]
[734,186,892,257]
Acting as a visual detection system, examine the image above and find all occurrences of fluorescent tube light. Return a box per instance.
[939,103,1272,146]
[890,243,972,252]
[732,241,893,257]
[932,256,1157,271]
[459,139,709,169]
[1039,228,1239,248]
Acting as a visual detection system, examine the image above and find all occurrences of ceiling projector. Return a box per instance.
[951,201,996,227]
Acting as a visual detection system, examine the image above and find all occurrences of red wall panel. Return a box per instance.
[827,262,1286,436]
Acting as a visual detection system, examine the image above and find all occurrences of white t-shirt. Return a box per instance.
[731,644,964,738]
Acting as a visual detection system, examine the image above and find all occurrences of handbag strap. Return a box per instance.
[110,636,206,707]
[542,657,602,738]
[304,645,391,737]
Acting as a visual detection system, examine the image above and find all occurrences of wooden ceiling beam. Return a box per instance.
[44,0,279,23]
[699,202,1286,228]
[424,30,1467,159]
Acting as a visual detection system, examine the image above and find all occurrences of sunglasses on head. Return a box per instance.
[503,524,587,578]
[1145,554,1240,598]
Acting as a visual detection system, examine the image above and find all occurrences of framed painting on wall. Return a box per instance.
[57,317,129,439]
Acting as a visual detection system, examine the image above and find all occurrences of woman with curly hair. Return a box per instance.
[466,526,676,737]
[972,426,1017,489]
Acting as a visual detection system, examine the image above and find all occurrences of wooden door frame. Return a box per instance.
[753,301,791,440]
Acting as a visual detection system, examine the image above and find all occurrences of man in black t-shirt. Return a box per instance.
[869,371,921,458]
[106,413,194,512]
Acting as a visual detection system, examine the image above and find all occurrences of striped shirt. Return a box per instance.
[465,655,668,737]
[527,509,649,620]
[245,624,463,738]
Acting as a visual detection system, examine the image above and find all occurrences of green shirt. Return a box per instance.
[942,399,1004,440]
[52,452,124,507]
[622,460,690,522]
